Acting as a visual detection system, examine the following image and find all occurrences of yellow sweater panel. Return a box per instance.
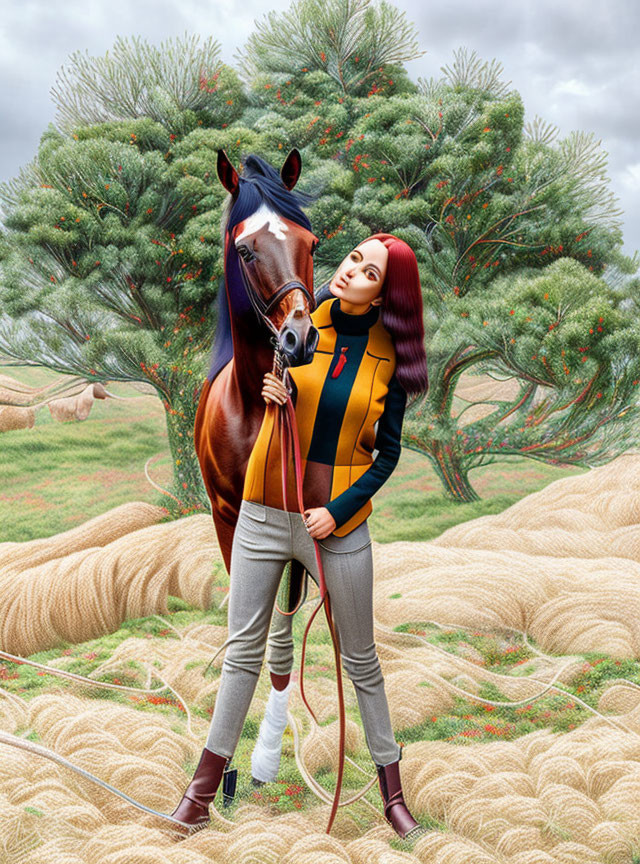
[242,298,396,536]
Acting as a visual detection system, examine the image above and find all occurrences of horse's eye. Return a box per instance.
[237,245,255,262]
[310,241,319,256]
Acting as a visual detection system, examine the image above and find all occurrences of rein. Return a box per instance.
[230,220,344,832]
[272,345,347,836]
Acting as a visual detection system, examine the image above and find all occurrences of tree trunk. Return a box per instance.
[430,441,480,503]
[160,379,209,515]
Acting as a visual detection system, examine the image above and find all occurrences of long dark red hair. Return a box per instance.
[362,233,428,401]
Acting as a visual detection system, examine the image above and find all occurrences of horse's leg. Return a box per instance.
[197,373,303,782]
[250,572,296,783]
[210,500,239,575]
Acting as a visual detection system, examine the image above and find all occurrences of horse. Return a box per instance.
[194,147,319,572]
[194,148,331,785]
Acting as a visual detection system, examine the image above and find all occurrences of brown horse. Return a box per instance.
[194,148,320,575]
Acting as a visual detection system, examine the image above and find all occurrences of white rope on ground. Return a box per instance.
[0,591,378,826]
[4,608,640,841]
[287,710,381,816]
[0,649,177,697]
[0,649,200,739]
[373,618,640,739]
[150,614,188,641]
[0,595,386,828]
[0,684,29,716]
[0,653,379,832]
[143,453,183,504]
[0,728,235,832]
[88,615,231,681]
[386,614,583,665]
[2,613,635,747]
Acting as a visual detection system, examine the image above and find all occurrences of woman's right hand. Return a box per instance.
[262,372,289,405]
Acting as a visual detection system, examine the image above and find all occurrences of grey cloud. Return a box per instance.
[398,0,639,259]
[0,0,637,259]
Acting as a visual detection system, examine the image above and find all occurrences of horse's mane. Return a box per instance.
[207,154,315,384]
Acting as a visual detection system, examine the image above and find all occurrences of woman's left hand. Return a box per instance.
[303,506,336,540]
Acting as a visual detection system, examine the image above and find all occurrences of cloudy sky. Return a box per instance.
[1,0,637,262]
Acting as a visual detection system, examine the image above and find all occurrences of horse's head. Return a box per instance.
[217,148,319,368]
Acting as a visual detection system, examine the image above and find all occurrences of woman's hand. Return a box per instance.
[303,506,336,540]
[262,372,289,405]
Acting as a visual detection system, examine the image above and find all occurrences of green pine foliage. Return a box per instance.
[235,0,422,97]
[0,9,639,509]
[402,258,640,498]
[51,32,247,133]
[0,35,251,513]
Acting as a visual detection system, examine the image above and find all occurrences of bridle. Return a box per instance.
[247,279,316,329]
[230,229,317,340]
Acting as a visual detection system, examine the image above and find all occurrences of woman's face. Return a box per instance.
[329,239,388,312]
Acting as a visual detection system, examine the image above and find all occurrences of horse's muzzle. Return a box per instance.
[279,320,319,367]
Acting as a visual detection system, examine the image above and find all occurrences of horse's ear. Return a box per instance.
[280,148,302,190]
[217,149,239,196]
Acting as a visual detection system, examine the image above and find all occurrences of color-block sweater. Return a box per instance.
[242,296,407,536]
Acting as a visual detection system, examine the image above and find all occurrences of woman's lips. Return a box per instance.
[335,277,348,290]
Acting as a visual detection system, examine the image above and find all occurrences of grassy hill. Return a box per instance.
[0,364,586,544]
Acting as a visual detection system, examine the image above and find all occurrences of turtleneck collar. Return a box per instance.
[330,297,380,335]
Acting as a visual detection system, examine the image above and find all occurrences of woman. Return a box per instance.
[170,233,429,839]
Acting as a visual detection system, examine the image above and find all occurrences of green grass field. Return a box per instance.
[0,363,586,544]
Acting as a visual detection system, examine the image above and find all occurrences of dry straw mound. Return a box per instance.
[0,405,36,432]
[3,456,640,861]
[0,373,110,430]
[0,372,56,406]
[47,382,109,423]
[372,453,640,660]
[300,718,362,774]
[0,503,220,655]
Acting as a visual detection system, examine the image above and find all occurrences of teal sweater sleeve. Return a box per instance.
[324,373,407,530]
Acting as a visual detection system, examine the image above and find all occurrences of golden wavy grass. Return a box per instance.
[2,455,640,861]
[301,718,362,774]
[374,453,640,660]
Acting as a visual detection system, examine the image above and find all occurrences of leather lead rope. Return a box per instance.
[273,354,347,835]
[273,349,307,619]
[226,227,344,827]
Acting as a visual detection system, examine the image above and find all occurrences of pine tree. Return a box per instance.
[233,25,640,499]
[0,33,249,513]
[402,257,640,499]
[334,47,640,497]
[235,0,423,97]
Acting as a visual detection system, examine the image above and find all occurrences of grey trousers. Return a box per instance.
[205,499,401,766]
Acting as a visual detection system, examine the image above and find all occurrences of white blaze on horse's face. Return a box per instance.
[235,203,289,243]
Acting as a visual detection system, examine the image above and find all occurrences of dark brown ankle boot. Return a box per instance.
[169,747,230,835]
[375,749,425,841]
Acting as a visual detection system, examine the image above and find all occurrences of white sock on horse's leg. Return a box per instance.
[251,681,293,782]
